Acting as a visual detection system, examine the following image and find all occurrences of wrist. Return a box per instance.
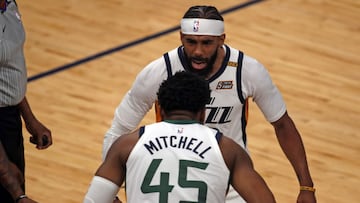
[300,185,316,192]
[299,179,314,188]
[15,194,28,202]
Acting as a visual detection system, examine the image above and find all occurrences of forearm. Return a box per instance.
[0,168,24,200]
[0,145,24,200]
[273,114,313,186]
[18,97,36,123]
[17,97,52,149]
[102,113,139,160]
[84,176,120,203]
[103,92,150,159]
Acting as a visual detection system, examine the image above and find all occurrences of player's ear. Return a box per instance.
[219,33,225,45]
[180,32,185,43]
[160,107,166,120]
[155,101,164,122]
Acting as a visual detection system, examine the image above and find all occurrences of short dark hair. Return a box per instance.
[157,71,211,114]
[183,5,224,21]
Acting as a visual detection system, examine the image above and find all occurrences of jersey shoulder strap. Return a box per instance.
[163,52,173,79]
[214,128,223,143]
[139,126,145,138]
[236,51,245,103]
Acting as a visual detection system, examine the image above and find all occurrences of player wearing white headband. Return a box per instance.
[180,18,224,36]
[85,71,276,203]
[102,5,316,203]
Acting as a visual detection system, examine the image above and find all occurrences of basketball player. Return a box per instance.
[102,5,315,203]
[85,71,276,203]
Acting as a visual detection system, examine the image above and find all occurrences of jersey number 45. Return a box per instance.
[141,159,209,203]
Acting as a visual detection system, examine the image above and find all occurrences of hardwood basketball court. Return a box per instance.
[15,0,360,202]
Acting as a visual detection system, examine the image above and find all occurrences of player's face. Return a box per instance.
[181,34,224,75]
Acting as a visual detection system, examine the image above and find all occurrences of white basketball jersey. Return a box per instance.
[126,121,230,203]
[161,45,286,150]
[108,44,286,203]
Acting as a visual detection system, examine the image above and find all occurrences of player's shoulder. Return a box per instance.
[140,47,179,75]
[113,129,140,153]
[226,46,269,80]
[226,44,263,66]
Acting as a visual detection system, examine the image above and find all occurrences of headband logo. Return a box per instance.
[193,20,200,32]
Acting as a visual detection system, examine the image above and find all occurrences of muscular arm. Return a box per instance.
[272,112,316,202]
[102,59,167,159]
[220,136,276,203]
[85,130,139,203]
[0,141,38,202]
[96,132,136,186]
[102,91,150,159]
[245,57,315,202]
[0,141,24,200]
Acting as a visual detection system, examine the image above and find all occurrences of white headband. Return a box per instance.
[180,18,224,36]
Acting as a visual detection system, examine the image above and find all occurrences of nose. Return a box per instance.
[193,43,204,57]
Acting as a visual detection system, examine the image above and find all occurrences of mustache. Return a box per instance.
[191,57,208,62]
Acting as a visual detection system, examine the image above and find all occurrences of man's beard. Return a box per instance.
[184,49,218,77]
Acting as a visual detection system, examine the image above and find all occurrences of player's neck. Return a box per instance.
[163,110,201,121]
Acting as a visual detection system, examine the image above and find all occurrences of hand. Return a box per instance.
[26,120,52,149]
[297,190,317,203]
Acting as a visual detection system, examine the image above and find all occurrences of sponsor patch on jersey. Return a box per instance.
[227,61,238,67]
[216,81,233,89]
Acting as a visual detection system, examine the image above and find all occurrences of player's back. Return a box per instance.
[126,121,230,203]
